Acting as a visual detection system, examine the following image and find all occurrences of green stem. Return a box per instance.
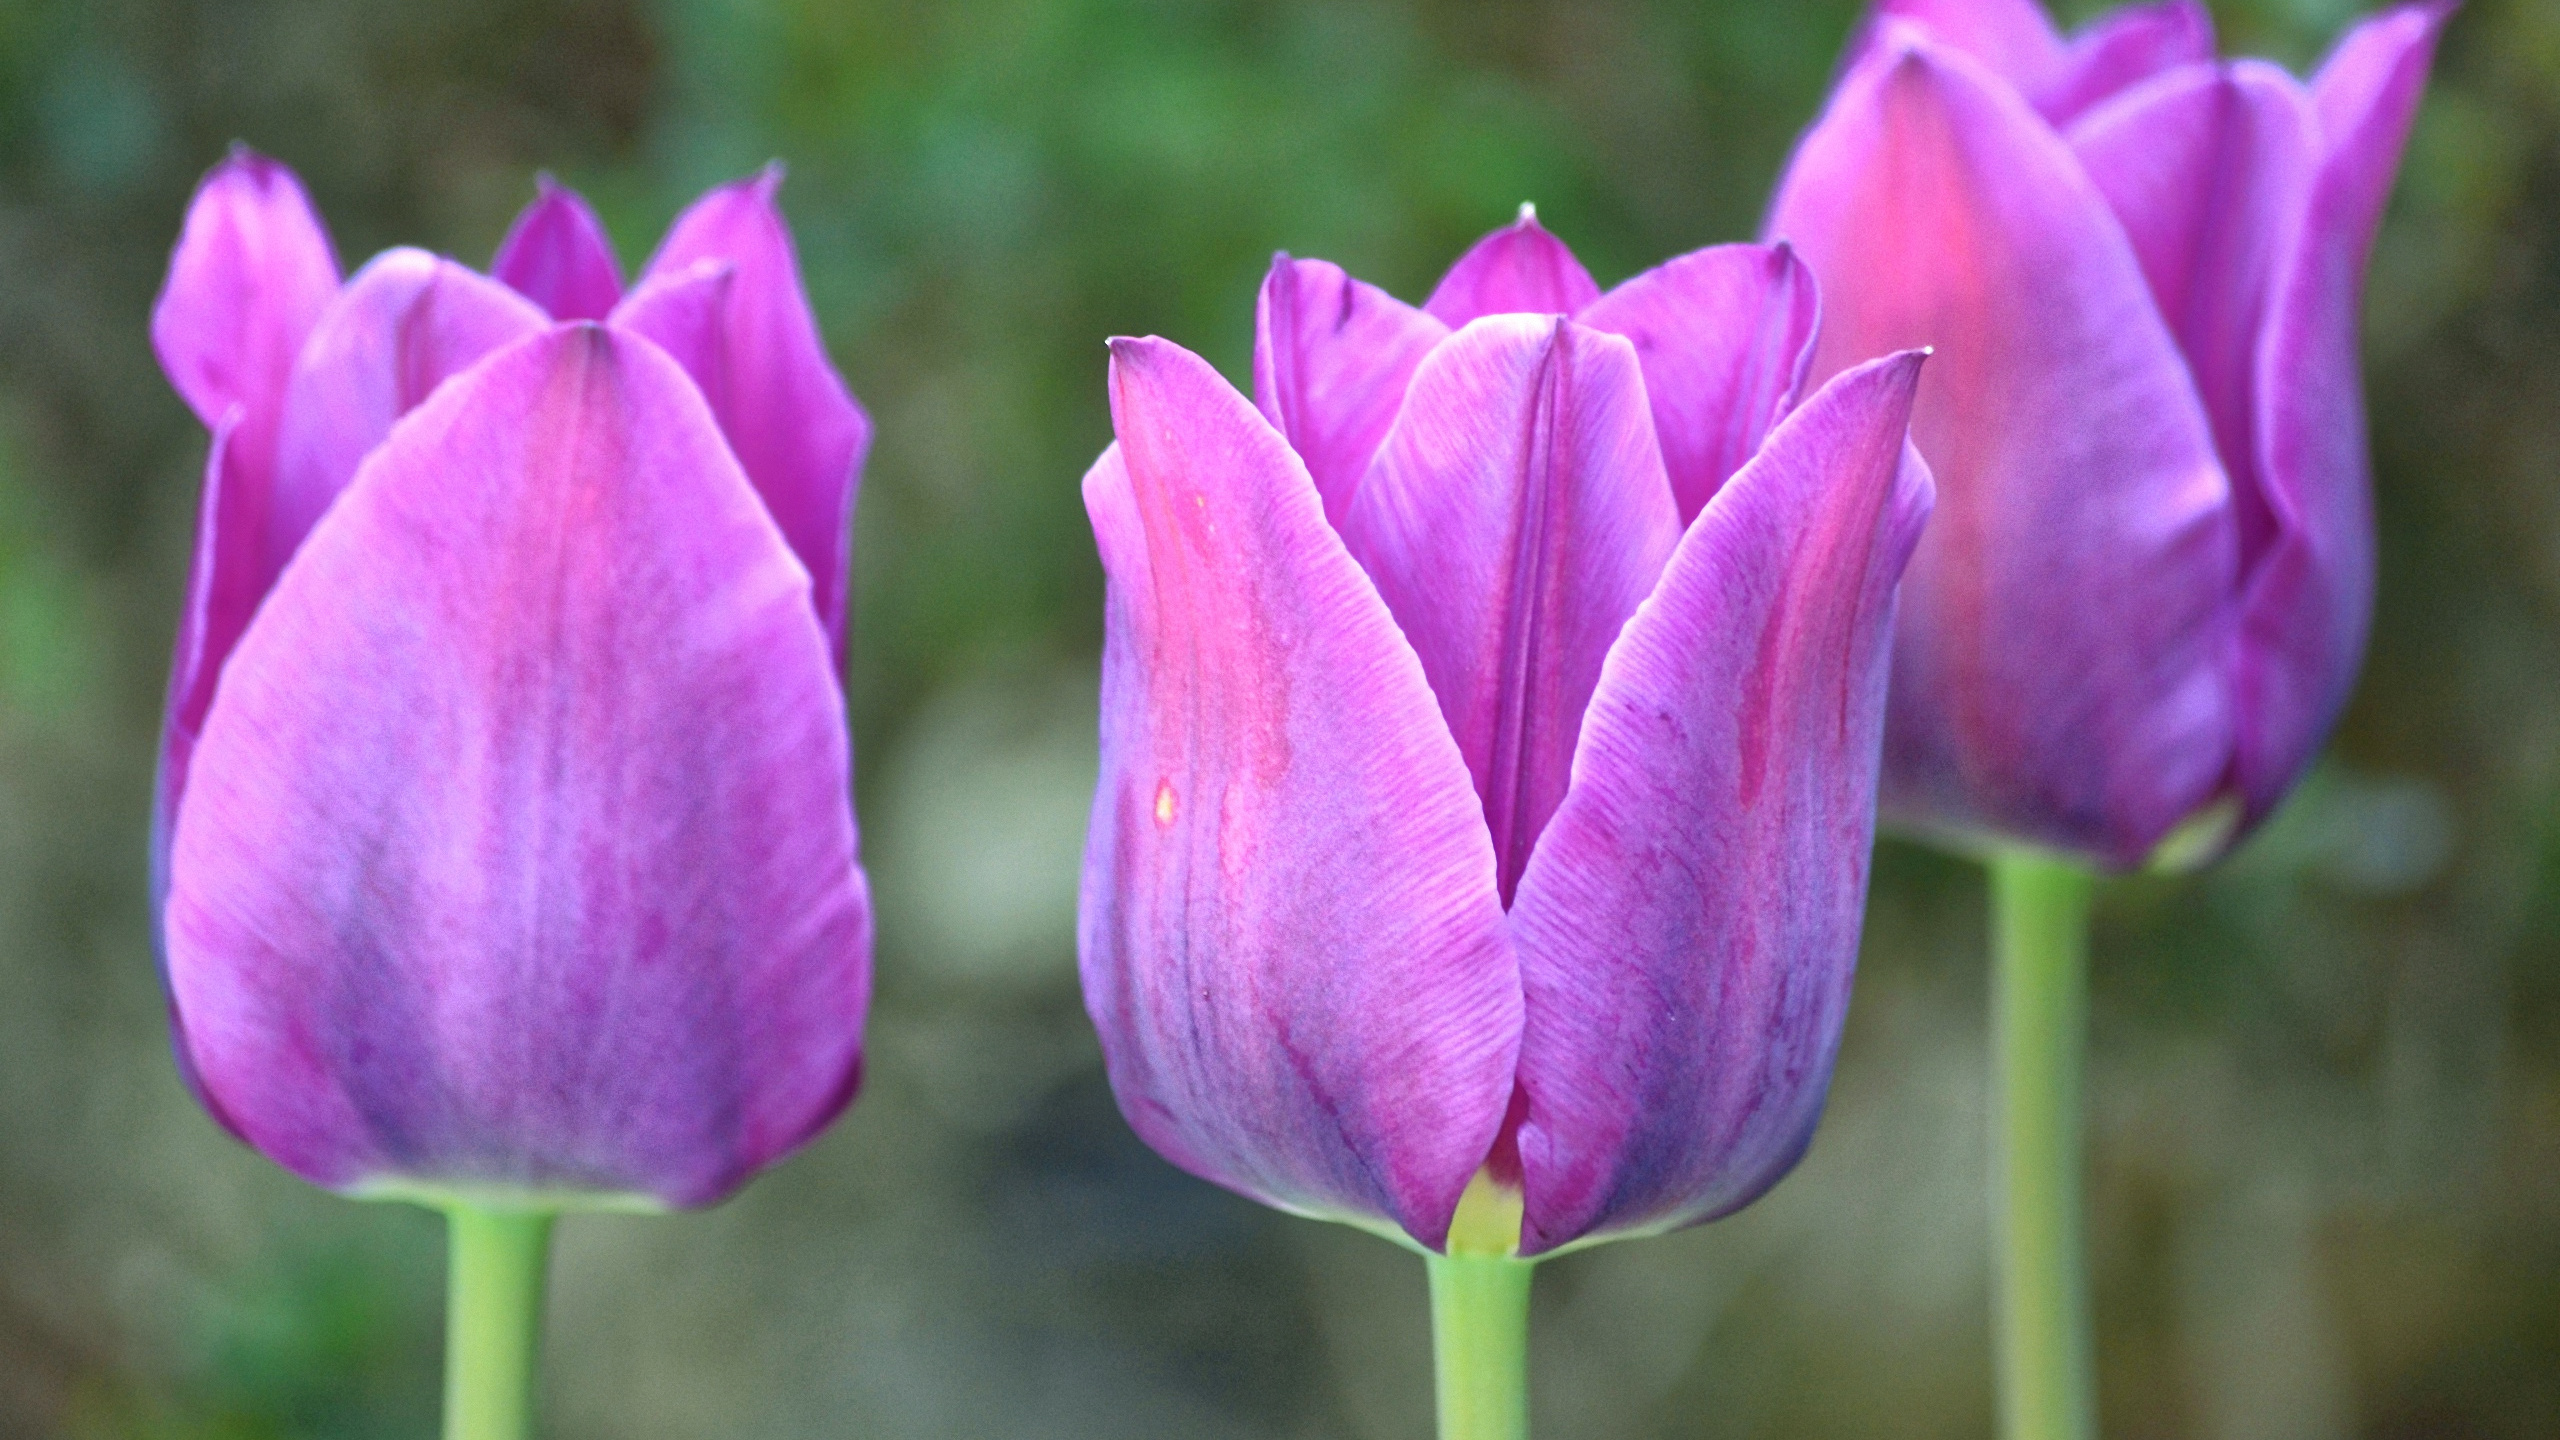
[442,1204,556,1440]
[1990,849,2096,1440]
[1427,1250,1534,1440]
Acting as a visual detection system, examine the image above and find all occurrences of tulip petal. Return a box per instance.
[163,326,871,1208]
[1424,209,1604,326]
[270,249,551,578]
[1251,255,1451,526]
[152,148,341,438]
[1767,32,2236,865]
[2230,2,2448,825]
[2070,63,2319,579]
[2042,2,2216,123]
[150,150,340,878]
[1507,352,1932,1254]
[1578,243,1821,523]
[1340,316,1681,905]
[1079,337,1518,1250]
[490,177,625,321]
[1873,0,2212,124]
[641,167,870,646]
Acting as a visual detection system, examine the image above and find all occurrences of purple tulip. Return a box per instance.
[1765,0,2450,868]
[148,151,872,1209]
[1078,216,1934,1255]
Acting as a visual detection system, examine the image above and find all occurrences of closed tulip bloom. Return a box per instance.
[1766,0,2450,867]
[149,152,871,1210]
[1079,215,1933,1259]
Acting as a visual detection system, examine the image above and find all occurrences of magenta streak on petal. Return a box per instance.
[1078,337,1518,1250]
[1767,32,2237,866]
[1251,255,1450,527]
[1579,243,1822,524]
[1424,211,1604,326]
[270,249,550,584]
[490,177,626,321]
[1341,316,1680,906]
[2229,2,2448,828]
[1507,353,1932,1255]
[640,166,870,647]
[163,326,870,1207]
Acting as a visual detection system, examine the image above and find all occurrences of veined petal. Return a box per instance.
[1079,337,1518,1250]
[164,326,871,1209]
[490,176,625,321]
[1767,31,2237,866]
[1508,353,1931,1254]
[270,249,551,578]
[2071,62,2319,582]
[1340,316,1681,905]
[1251,254,1450,526]
[1578,243,1821,523]
[1424,209,1604,326]
[640,167,870,646]
[2231,1,2449,827]
[152,148,340,437]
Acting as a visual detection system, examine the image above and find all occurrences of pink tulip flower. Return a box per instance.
[1766,0,2450,867]
[1078,216,1934,1255]
[149,151,871,1208]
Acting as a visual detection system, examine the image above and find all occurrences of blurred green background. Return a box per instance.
[0,0,2553,1435]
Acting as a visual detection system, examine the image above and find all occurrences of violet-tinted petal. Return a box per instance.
[1871,0,2067,96]
[152,148,341,437]
[612,260,736,409]
[270,248,550,577]
[2231,2,2449,827]
[1578,243,1821,523]
[1766,32,2236,866]
[640,167,870,646]
[163,326,871,1208]
[150,150,340,870]
[2042,2,2217,124]
[2071,62,2318,577]
[1079,337,1518,1250]
[1340,316,1681,905]
[1508,353,1932,1255]
[490,177,625,321]
[1423,209,1604,326]
[1251,254,1450,526]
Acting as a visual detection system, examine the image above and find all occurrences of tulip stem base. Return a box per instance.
[1990,850,2095,1440]
[1427,1250,1534,1440]
[442,1204,556,1440]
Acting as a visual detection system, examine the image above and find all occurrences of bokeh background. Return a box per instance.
[0,0,2553,1435]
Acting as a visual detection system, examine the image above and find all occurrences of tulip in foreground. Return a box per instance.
[1079,214,1932,1437]
[151,151,871,1440]
[1764,3,2448,1436]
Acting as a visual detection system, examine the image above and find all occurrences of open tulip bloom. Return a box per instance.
[1078,212,1932,1436]
[150,151,872,1440]
[1763,2,2447,1435]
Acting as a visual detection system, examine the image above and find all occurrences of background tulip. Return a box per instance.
[1763,7,2449,1439]
[149,151,873,1440]
[1081,216,1931,1436]
[1767,0,2450,869]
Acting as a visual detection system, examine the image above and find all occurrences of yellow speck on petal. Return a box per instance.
[1154,781,1177,826]
[1446,1166,1524,1257]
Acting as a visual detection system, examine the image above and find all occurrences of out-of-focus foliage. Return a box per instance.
[0,0,2554,1436]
